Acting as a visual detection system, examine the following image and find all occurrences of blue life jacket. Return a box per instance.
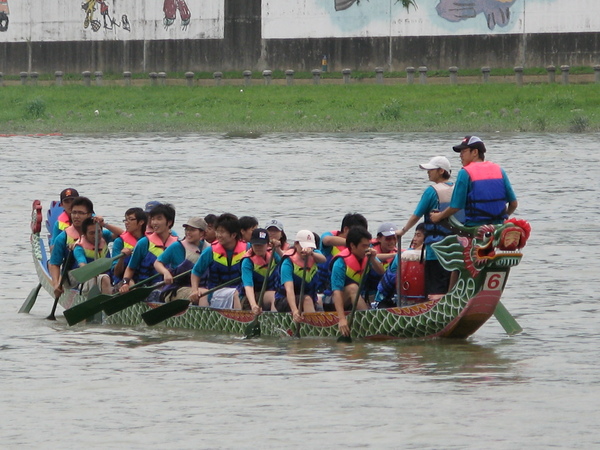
[464,162,508,225]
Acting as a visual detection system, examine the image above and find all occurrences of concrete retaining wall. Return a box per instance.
[0,0,599,74]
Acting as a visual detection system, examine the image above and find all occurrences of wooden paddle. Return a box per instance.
[395,235,402,306]
[47,250,74,321]
[102,272,183,316]
[18,283,42,314]
[142,276,242,326]
[69,253,124,284]
[293,255,309,338]
[244,252,278,339]
[64,273,162,325]
[337,263,370,343]
[494,301,523,336]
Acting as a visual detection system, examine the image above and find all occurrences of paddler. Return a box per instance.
[375,224,426,307]
[189,213,245,309]
[49,196,121,298]
[274,230,326,320]
[331,226,384,337]
[73,217,113,294]
[430,136,518,226]
[152,216,209,301]
[241,228,280,314]
[119,203,178,292]
[49,187,79,248]
[397,156,457,299]
[111,207,147,285]
[363,222,399,299]
[317,213,369,308]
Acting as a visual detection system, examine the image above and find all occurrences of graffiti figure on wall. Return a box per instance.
[0,0,9,32]
[163,0,191,30]
[82,0,131,32]
[334,0,517,31]
[335,0,416,12]
[436,0,517,30]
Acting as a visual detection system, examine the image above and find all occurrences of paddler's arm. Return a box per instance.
[331,258,349,336]
[189,246,213,306]
[506,200,518,216]
[430,207,460,224]
[241,259,259,315]
[118,267,136,293]
[153,260,173,285]
[322,234,346,248]
[367,248,385,275]
[49,231,68,297]
[93,215,124,240]
[397,214,421,237]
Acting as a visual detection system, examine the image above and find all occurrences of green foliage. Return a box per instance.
[24,98,46,119]
[379,99,402,120]
[0,83,599,133]
[569,115,589,133]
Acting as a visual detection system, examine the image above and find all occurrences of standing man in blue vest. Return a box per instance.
[430,136,518,227]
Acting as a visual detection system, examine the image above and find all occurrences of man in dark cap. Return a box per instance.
[50,188,80,247]
[430,136,518,227]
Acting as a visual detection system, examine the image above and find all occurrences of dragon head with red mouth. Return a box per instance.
[432,217,531,278]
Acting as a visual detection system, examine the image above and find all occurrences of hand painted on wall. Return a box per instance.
[163,0,191,30]
[334,0,518,30]
[81,0,131,32]
[0,0,9,32]
[436,0,517,30]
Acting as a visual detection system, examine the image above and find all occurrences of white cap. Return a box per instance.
[377,222,398,237]
[295,230,316,249]
[419,156,451,173]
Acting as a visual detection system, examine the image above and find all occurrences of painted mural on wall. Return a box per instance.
[82,0,131,32]
[0,0,222,41]
[0,0,8,32]
[263,0,599,39]
[333,0,516,31]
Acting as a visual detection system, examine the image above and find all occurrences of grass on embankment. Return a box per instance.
[0,83,598,134]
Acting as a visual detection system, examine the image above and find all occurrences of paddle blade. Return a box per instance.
[337,335,353,343]
[244,318,261,339]
[493,301,523,336]
[142,299,191,326]
[19,284,43,314]
[87,285,101,301]
[64,294,112,326]
[70,256,119,284]
[102,286,155,316]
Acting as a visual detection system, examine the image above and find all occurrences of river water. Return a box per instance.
[1,132,599,448]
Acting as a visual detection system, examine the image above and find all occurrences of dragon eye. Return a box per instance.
[484,231,492,238]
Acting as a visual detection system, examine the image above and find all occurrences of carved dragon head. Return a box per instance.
[432,217,531,278]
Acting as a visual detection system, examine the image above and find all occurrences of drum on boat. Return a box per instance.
[400,249,425,303]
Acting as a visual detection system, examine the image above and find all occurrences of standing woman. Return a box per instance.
[274,230,326,321]
[397,156,457,299]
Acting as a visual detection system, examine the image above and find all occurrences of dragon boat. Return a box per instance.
[29,199,531,339]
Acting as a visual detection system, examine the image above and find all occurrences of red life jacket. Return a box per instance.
[57,211,71,232]
[120,231,138,250]
[332,248,368,285]
[64,225,80,246]
[76,236,109,263]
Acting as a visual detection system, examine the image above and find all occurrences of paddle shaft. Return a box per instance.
[142,276,242,326]
[70,253,124,284]
[293,255,308,338]
[395,236,402,306]
[47,250,74,320]
[244,252,278,339]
